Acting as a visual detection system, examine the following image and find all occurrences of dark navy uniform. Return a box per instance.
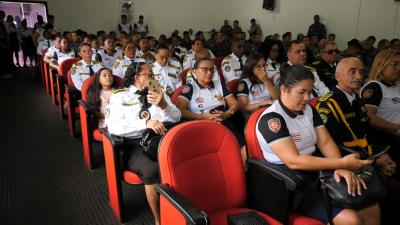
[316,86,379,158]
[313,60,337,90]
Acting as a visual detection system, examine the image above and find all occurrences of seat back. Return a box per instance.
[58,58,80,77]
[159,121,246,213]
[213,56,224,69]
[81,75,123,101]
[171,86,183,105]
[226,79,239,97]
[309,97,320,107]
[245,108,267,159]
[179,68,191,85]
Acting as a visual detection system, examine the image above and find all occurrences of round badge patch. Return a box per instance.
[139,109,151,119]
[238,83,245,92]
[267,118,281,133]
[362,89,373,99]
[319,113,328,124]
[224,65,231,72]
[182,85,191,94]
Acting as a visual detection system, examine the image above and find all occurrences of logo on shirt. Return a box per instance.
[267,118,281,133]
[392,97,400,104]
[182,85,191,94]
[362,89,373,99]
[291,133,302,142]
[224,65,231,72]
[195,97,204,103]
[238,83,245,92]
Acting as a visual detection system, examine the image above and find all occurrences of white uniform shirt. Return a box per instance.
[266,58,281,86]
[134,22,148,33]
[112,56,146,78]
[105,85,181,138]
[45,46,59,58]
[71,60,103,90]
[95,49,123,70]
[37,38,53,55]
[256,99,324,164]
[287,61,330,97]
[221,53,247,83]
[179,79,232,115]
[35,27,45,42]
[92,48,101,61]
[118,23,132,34]
[361,80,400,124]
[182,49,215,70]
[53,49,76,65]
[152,61,182,95]
[237,78,273,105]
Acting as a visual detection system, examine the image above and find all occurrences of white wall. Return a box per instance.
[45,0,400,49]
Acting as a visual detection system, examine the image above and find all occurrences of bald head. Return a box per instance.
[336,57,364,93]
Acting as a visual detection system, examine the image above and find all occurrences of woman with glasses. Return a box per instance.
[259,39,285,86]
[105,62,181,225]
[176,57,247,166]
[361,49,400,161]
[237,53,278,117]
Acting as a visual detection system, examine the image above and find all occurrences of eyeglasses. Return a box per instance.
[324,49,340,55]
[388,61,400,69]
[197,67,215,74]
[256,63,267,69]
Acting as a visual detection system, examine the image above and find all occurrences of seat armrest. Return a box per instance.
[247,158,305,225]
[247,158,304,191]
[156,184,208,225]
[100,128,125,150]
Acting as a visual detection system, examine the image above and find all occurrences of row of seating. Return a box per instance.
[37,53,323,225]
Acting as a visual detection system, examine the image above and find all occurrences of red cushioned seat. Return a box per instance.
[57,58,80,119]
[156,121,282,225]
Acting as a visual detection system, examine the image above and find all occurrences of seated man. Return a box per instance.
[221,38,247,83]
[95,35,123,70]
[313,41,339,90]
[316,57,400,224]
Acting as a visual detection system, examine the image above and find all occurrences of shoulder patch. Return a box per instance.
[182,85,191,94]
[313,60,321,65]
[238,82,245,92]
[224,65,231,72]
[267,118,281,133]
[362,89,373,99]
[75,61,83,66]
[319,92,333,102]
[113,87,127,94]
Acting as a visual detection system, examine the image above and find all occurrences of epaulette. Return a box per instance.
[93,60,102,64]
[307,66,316,73]
[75,61,83,67]
[168,63,178,68]
[318,92,333,102]
[71,65,77,74]
[223,55,232,61]
[113,57,123,68]
[313,60,321,65]
[113,87,127,94]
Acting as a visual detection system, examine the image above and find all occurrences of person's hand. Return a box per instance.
[146,120,166,135]
[212,110,230,121]
[334,169,367,197]
[202,111,222,122]
[255,67,270,83]
[376,153,397,177]
[147,90,167,109]
[340,153,373,170]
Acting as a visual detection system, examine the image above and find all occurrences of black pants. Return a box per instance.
[124,138,160,185]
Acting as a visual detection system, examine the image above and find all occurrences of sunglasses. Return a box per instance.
[197,67,215,74]
[324,49,340,55]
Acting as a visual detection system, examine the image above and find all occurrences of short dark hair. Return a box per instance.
[193,57,213,69]
[287,40,304,52]
[155,44,169,53]
[280,65,315,88]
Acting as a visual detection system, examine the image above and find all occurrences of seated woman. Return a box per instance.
[361,49,400,161]
[86,68,118,128]
[176,57,247,166]
[183,38,215,70]
[258,39,285,86]
[256,65,379,225]
[105,62,181,225]
[71,43,103,91]
[237,53,278,117]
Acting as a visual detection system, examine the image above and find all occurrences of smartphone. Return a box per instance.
[368,146,390,160]
[147,79,161,93]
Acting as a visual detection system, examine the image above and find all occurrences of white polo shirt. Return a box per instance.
[361,80,400,124]
[221,53,247,83]
[237,78,273,105]
[256,99,324,164]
